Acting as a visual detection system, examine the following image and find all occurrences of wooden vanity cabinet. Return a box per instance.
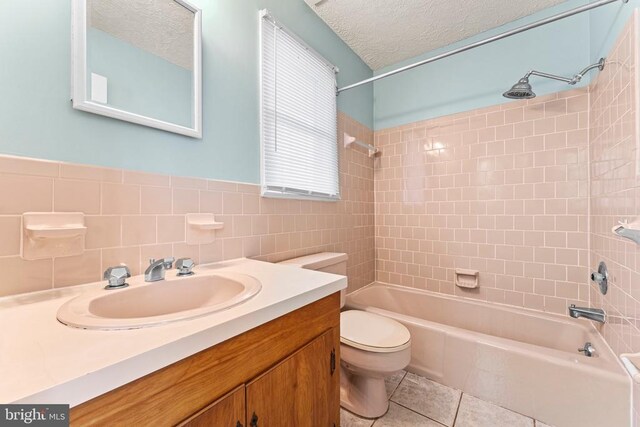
[246,327,340,426]
[180,328,339,427]
[70,293,340,427]
[178,385,245,427]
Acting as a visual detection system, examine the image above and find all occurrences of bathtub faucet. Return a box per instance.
[568,304,606,324]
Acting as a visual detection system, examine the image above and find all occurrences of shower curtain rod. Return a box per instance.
[337,0,628,93]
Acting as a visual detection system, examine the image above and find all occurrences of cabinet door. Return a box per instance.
[178,385,245,427]
[246,327,340,427]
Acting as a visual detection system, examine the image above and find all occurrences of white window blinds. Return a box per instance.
[260,11,339,201]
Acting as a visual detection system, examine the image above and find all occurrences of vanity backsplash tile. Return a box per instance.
[0,113,375,297]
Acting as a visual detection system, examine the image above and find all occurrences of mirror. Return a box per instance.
[71,0,202,138]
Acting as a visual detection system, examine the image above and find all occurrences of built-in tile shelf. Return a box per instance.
[22,212,86,260]
[25,224,87,240]
[186,214,224,245]
[187,214,224,230]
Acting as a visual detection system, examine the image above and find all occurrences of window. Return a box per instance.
[260,11,339,201]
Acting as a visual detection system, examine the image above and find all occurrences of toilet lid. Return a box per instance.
[340,310,411,353]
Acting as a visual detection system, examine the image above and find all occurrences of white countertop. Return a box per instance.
[0,258,346,406]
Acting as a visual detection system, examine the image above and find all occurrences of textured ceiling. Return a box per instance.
[88,0,194,70]
[305,0,570,70]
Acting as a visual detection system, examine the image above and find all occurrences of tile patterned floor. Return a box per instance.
[340,371,554,427]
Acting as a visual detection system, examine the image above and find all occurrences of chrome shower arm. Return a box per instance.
[572,58,607,83]
[522,57,607,89]
[525,70,574,84]
[504,57,607,99]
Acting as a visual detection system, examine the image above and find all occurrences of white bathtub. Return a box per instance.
[346,283,630,427]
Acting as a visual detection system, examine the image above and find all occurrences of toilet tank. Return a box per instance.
[278,253,348,307]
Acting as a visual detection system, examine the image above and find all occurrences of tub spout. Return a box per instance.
[568,304,606,324]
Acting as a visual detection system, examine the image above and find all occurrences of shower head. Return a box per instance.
[503,77,535,99]
[503,57,606,100]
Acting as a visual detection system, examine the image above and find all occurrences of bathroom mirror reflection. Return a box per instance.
[71,0,202,138]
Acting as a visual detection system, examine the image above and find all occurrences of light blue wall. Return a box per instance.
[373,0,593,130]
[590,0,639,59]
[88,28,193,128]
[0,0,373,183]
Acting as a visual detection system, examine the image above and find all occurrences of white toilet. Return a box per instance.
[279,253,411,418]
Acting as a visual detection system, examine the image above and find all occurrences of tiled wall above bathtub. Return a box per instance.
[0,113,375,297]
[374,88,591,314]
[589,12,640,357]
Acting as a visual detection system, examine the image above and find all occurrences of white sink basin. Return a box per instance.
[57,272,262,330]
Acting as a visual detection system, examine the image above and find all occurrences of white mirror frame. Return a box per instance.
[70,0,202,138]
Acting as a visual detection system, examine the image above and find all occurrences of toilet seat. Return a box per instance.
[340,310,411,353]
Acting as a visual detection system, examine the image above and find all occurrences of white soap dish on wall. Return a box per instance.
[22,212,86,260]
[455,268,479,289]
[186,214,224,245]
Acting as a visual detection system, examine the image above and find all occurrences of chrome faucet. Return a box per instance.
[568,304,606,324]
[145,257,175,282]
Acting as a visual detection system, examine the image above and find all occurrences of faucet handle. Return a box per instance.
[578,342,596,357]
[176,258,195,276]
[103,265,131,290]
